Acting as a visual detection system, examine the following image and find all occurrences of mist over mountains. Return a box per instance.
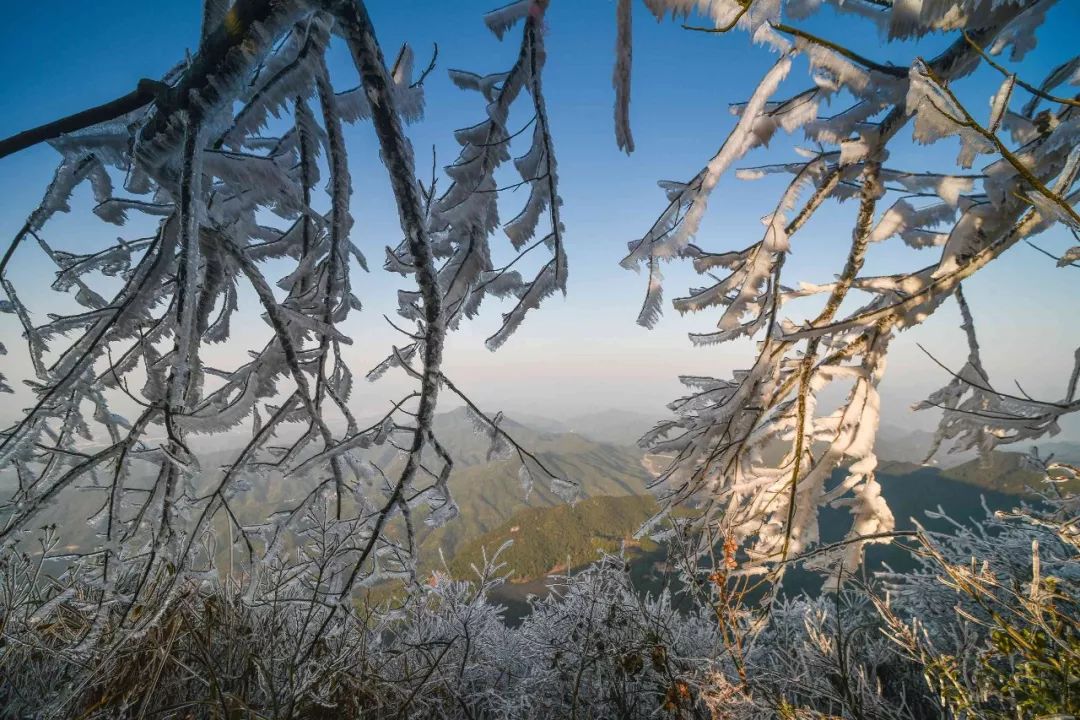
[401,409,1079,621]
[13,406,1078,601]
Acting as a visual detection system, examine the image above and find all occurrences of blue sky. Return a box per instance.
[0,1,1078,438]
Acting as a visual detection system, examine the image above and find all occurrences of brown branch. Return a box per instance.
[779,530,918,567]
[780,160,882,563]
[410,42,439,88]
[684,18,904,78]
[1027,239,1080,268]
[314,56,349,519]
[783,206,1040,342]
[772,22,903,76]
[962,31,1080,110]
[439,372,568,486]
[0,82,162,160]
[920,61,1080,228]
[294,0,446,658]
[679,0,751,35]
[1,0,289,161]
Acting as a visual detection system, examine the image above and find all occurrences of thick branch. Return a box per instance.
[1,0,290,161]
[0,82,160,160]
[962,31,1080,110]
[325,0,444,599]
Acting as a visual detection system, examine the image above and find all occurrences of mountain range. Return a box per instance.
[424,412,1080,591]
[9,405,1079,612]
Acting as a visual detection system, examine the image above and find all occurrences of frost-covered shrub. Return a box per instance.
[878,478,1080,718]
[0,538,717,718]
[2,484,1077,718]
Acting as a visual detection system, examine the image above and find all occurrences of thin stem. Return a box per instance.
[963,31,1080,110]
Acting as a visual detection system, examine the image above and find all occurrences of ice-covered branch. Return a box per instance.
[633,0,1074,588]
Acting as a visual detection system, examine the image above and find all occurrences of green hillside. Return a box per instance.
[417,432,652,564]
[942,451,1077,496]
[447,494,658,581]
[880,450,1076,498]
[942,451,1038,494]
[445,451,1051,598]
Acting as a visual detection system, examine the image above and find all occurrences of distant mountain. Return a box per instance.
[430,407,559,467]
[492,410,568,435]
[941,450,1080,495]
[1015,440,1080,464]
[453,459,1033,605]
[872,426,1080,472]
[875,425,939,464]
[15,404,1077,604]
[564,409,659,446]
[940,451,1043,495]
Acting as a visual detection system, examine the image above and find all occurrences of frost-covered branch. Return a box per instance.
[0,0,568,655]
[630,0,1080,589]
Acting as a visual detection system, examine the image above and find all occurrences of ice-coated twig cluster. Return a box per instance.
[626,0,1080,586]
[6,488,1074,717]
[0,0,569,648]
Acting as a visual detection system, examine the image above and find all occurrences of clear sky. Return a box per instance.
[0,1,1077,439]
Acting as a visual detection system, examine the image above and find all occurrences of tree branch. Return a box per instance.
[0,82,161,160]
